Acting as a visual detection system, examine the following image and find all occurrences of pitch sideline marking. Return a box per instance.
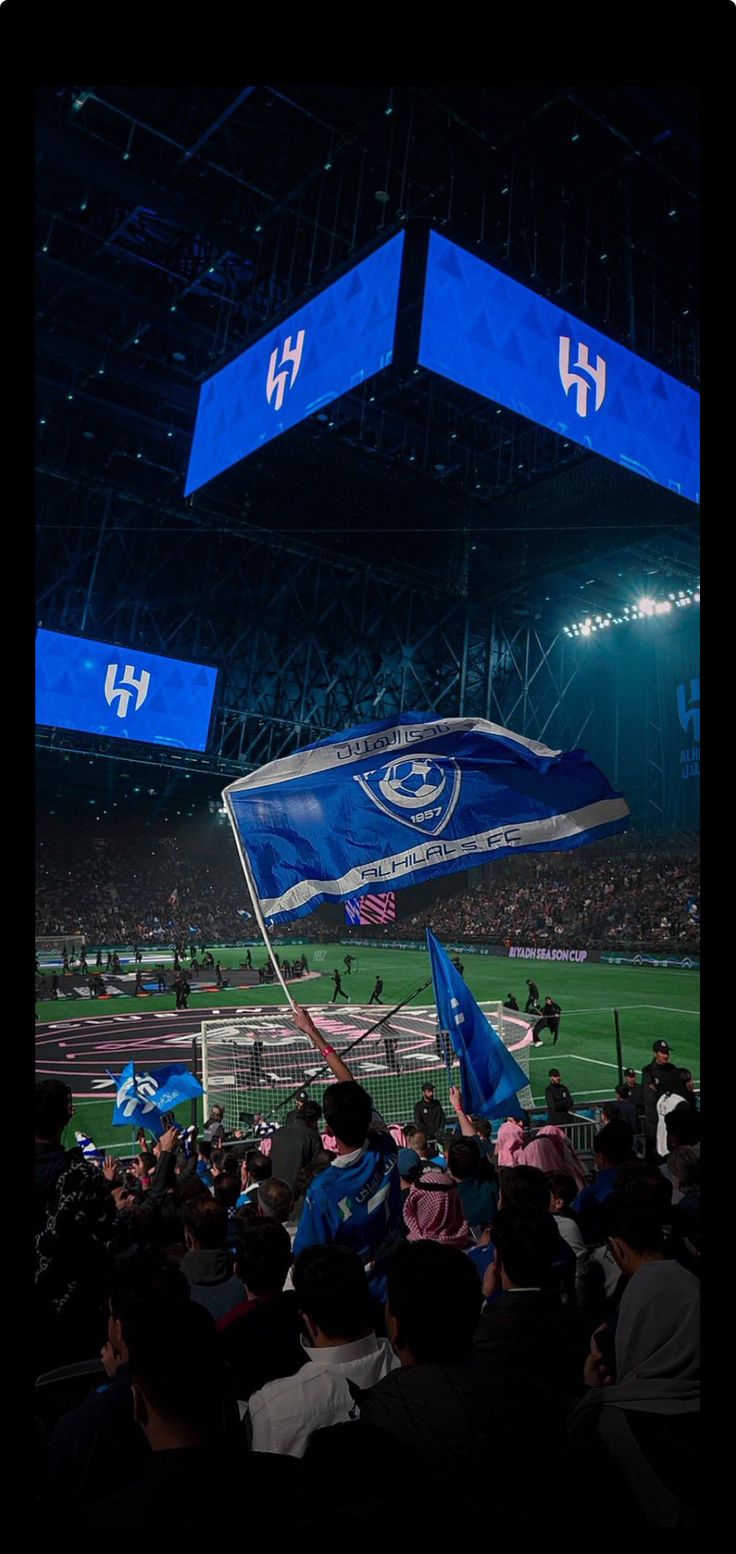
[563,1052,620,1069]
[552,1004,698,1016]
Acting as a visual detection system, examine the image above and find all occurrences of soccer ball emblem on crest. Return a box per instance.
[379,758,446,809]
[355,753,462,837]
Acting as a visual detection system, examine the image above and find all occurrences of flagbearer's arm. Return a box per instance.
[449,1085,477,1139]
[138,1126,180,1215]
[291,1004,355,1085]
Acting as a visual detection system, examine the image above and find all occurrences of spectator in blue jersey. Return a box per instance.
[447,1137,499,1234]
[195,1140,214,1189]
[290,1006,402,1297]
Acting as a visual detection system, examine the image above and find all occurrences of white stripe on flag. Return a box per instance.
[224,715,561,793]
[258,795,628,916]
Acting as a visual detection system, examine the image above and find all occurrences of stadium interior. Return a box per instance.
[35,83,700,1525]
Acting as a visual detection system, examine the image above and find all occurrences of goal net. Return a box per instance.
[36,934,87,960]
[200,1001,534,1132]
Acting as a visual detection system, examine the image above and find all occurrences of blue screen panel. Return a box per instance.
[36,630,218,751]
[418,232,699,504]
[185,231,405,495]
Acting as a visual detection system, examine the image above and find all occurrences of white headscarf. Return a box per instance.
[576,1259,700,1418]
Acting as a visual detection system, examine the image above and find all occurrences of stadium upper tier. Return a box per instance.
[35,815,698,955]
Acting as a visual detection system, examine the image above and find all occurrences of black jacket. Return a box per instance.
[218,1291,306,1401]
[35,1144,120,1374]
[268,1119,322,1194]
[545,1082,574,1124]
[475,1290,590,1414]
[414,1098,446,1137]
[641,1061,689,1128]
[46,1365,149,1513]
[80,1444,307,1526]
[624,1082,645,1117]
[305,1357,566,1522]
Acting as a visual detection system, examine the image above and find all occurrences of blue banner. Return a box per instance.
[185,232,405,494]
[426,929,528,1118]
[36,629,218,752]
[224,711,628,923]
[109,1060,202,1131]
[109,1061,166,1135]
[655,624,700,828]
[138,1064,204,1112]
[418,232,699,504]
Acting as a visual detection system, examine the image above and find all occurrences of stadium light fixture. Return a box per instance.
[562,589,699,639]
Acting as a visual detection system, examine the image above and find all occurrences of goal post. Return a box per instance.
[199,1001,534,1131]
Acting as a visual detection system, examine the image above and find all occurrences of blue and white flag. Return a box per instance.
[223,711,628,923]
[75,1131,105,1160]
[109,1061,203,1132]
[109,1060,166,1135]
[136,1063,204,1113]
[426,929,528,1119]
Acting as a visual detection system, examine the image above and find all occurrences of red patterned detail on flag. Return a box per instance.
[355,891,396,924]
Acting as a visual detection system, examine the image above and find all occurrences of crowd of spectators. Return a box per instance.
[35,1004,700,1525]
[35,817,333,946]
[36,815,699,955]
[394,844,700,953]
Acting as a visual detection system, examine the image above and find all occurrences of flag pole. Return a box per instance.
[223,793,296,1009]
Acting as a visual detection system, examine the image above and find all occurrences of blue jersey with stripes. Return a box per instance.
[293,1130,401,1272]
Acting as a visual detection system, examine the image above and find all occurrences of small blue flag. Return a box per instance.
[75,1131,105,1160]
[426,929,528,1119]
[109,1060,166,1135]
[223,711,628,923]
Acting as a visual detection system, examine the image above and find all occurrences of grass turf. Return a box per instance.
[37,943,699,1151]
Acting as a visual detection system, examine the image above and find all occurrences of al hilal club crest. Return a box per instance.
[354,755,461,838]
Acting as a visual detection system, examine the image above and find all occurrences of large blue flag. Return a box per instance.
[223,710,628,923]
[426,929,529,1119]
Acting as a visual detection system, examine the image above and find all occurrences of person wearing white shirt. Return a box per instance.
[248,1244,398,1457]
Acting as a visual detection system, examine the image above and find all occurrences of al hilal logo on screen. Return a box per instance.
[266,330,305,412]
[104,663,150,719]
[559,336,607,417]
[355,755,462,837]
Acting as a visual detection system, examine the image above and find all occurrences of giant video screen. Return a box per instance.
[36,629,218,751]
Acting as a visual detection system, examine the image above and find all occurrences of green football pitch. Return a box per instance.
[36,944,700,1150]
